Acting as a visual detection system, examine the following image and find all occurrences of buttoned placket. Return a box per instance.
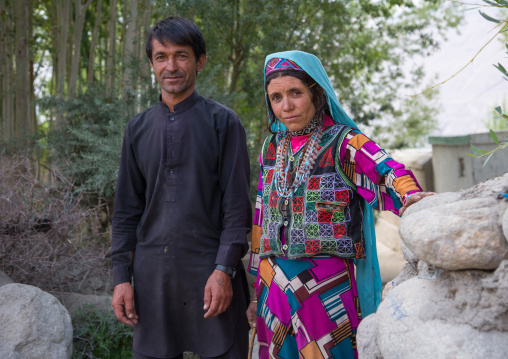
[166,111,177,202]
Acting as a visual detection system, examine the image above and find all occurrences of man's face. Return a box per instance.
[149,39,206,103]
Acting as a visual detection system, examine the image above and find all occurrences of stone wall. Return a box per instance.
[358,173,508,358]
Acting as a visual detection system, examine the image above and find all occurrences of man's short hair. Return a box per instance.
[146,16,206,62]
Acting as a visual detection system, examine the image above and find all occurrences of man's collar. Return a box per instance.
[159,90,199,114]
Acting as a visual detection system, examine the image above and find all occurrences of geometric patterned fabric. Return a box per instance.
[259,124,366,260]
[256,256,361,359]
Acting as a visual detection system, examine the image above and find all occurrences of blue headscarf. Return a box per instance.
[264,50,382,317]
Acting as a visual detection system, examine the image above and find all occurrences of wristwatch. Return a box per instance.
[215,264,236,279]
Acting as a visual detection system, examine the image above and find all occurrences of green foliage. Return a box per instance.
[151,0,461,194]
[72,305,133,359]
[485,101,508,130]
[467,1,508,166]
[371,85,439,149]
[32,0,462,201]
[38,86,152,198]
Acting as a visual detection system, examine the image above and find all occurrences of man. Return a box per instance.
[111,16,252,359]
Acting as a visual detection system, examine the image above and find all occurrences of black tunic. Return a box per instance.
[111,91,252,357]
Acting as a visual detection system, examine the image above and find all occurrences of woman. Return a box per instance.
[246,51,434,358]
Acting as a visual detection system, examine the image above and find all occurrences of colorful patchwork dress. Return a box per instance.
[248,115,421,359]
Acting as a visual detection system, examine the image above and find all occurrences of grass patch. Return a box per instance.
[71,304,202,358]
[72,304,133,359]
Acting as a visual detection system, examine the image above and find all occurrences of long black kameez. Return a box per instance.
[111,91,252,358]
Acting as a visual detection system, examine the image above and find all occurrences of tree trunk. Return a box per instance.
[14,0,30,139]
[56,0,71,127]
[139,0,151,76]
[106,0,117,92]
[137,0,151,112]
[87,0,103,84]
[122,0,138,92]
[68,0,93,97]
[0,0,15,141]
[28,0,36,135]
[0,0,6,140]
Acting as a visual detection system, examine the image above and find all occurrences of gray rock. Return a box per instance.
[376,275,508,359]
[357,314,383,359]
[400,197,508,270]
[401,241,418,265]
[461,173,508,201]
[0,270,13,287]
[381,262,418,300]
[59,292,113,318]
[0,283,72,359]
[503,207,508,242]
[402,191,462,217]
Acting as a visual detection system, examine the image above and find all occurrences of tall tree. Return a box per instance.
[106,0,117,92]
[122,0,138,91]
[0,0,15,141]
[87,0,103,84]
[55,0,71,127]
[14,0,32,138]
[68,0,93,97]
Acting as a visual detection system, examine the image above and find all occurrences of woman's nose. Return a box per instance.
[282,97,293,111]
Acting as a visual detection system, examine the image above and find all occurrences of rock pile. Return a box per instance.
[358,173,508,359]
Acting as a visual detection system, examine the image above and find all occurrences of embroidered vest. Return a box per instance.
[259,124,365,260]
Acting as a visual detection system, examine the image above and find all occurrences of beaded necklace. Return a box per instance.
[274,125,323,200]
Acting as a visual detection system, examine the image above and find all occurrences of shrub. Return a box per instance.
[0,152,110,294]
[72,304,133,359]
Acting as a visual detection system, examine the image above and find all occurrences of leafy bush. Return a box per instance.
[72,305,133,359]
[37,86,155,198]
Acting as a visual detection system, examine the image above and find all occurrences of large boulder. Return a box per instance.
[0,283,73,359]
[373,264,508,359]
[399,197,508,270]
[502,205,508,243]
[356,314,382,359]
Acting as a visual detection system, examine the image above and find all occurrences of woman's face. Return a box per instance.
[266,75,317,132]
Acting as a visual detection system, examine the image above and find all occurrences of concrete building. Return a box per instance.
[429,130,508,193]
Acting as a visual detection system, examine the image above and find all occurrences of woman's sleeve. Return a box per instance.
[338,130,422,216]
[248,155,264,277]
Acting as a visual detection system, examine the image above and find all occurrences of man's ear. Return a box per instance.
[196,54,207,73]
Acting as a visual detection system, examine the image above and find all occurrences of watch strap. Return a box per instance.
[215,264,236,279]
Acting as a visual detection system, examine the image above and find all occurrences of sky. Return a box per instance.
[411,3,506,136]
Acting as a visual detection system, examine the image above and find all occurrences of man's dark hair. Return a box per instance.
[146,16,206,62]
[265,69,330,134]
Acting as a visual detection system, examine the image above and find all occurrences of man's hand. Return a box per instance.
[203,269,233,318]
[399,191,436,216]
[112,282,138,326]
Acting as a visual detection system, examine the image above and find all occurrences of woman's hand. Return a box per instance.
[246,301,257,329]
[399,191,436,216]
